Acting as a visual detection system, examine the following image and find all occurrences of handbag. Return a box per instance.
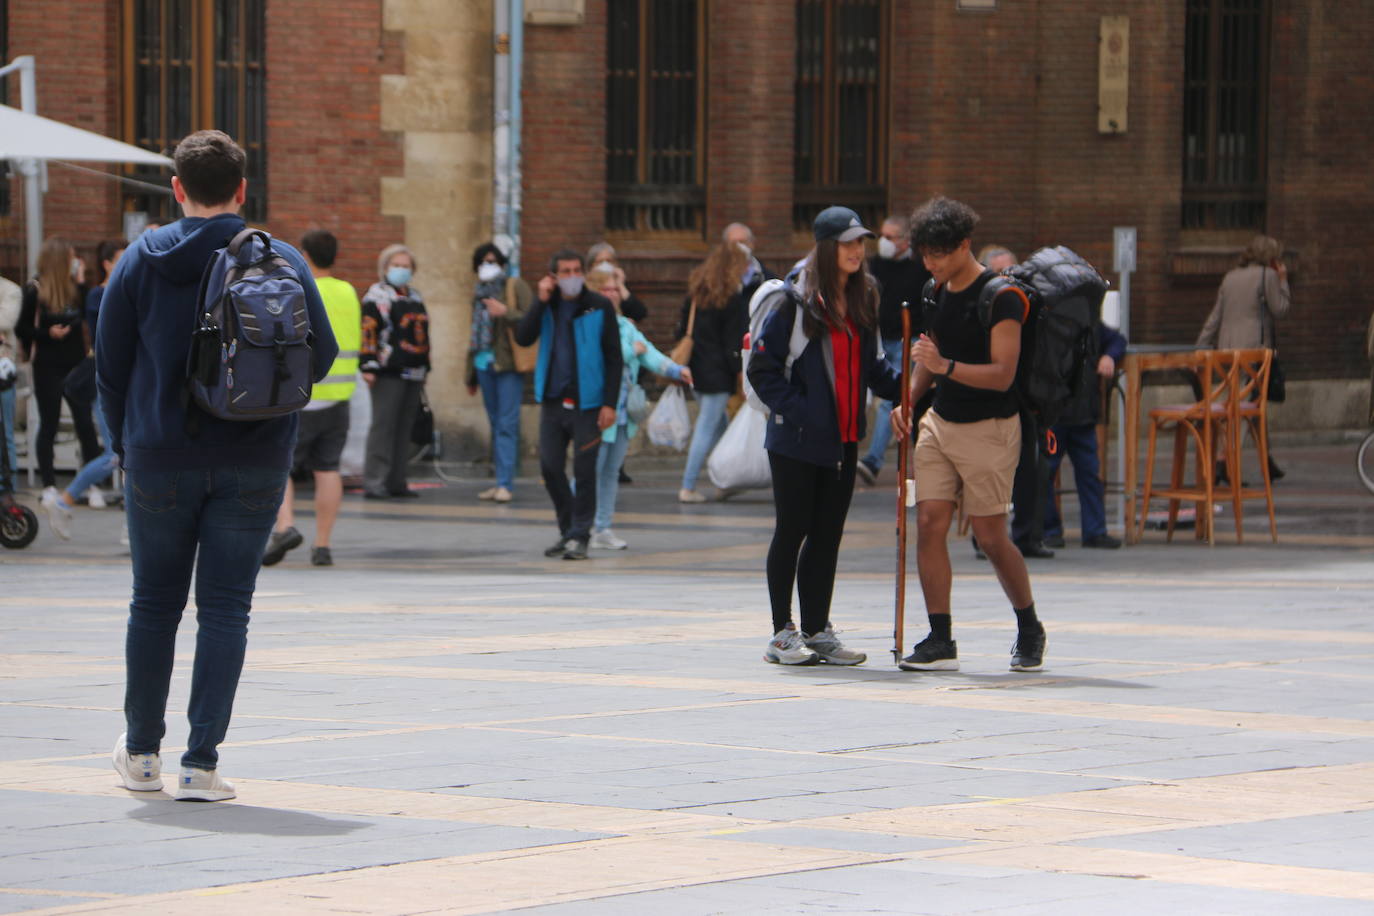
[411,388,435,447]
[503,278,539,373]
[1258,268,1286,403]
[668,299,697,367]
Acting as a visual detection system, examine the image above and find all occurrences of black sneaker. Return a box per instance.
[544,537,571,558]
[898,636,958,671]
[1016,539,1056,559]
[562,539,589,560]
[1010,629,1046,671]
[1044,534,1066,549]
[971,536,987,560]
[1082,534,1122,549]
[310,546,333,566]
[856,459,878,486]
[261,527,303,566]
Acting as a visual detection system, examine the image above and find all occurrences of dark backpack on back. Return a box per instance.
[922,245,1106,444]
[186,228,314,422]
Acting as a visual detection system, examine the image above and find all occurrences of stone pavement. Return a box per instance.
[2,441,1373,914]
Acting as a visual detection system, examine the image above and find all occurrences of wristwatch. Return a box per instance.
[946,358,955,377]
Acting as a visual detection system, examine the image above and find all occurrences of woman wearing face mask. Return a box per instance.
[16,237,101,497]
[676,225,774,503]
[586,242,648,326]
[360,244,430,499]
[465,242,532,503]
[745,207,903,666]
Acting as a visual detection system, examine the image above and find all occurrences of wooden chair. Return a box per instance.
[1213,348,1277,543]
[1138,350,1233,544]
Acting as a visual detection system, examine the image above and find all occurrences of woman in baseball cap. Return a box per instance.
[747,206,903,667]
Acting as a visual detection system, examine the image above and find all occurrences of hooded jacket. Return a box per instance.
[96,214,338,472]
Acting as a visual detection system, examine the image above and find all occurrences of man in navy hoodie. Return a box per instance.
[96,130,338,801]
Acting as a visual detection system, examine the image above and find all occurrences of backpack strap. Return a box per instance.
[226,228,272,262]
[976,275,1032,330]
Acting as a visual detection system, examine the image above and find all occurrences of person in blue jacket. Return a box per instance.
[96,130,338,801]
[746,206,903,666]
[1043,322,1128,549]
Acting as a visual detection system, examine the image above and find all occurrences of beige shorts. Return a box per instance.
[913,410,1021,517]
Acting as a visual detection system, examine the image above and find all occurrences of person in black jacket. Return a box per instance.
[677,223,773,502]
[16,237,101,493]
[746,207,902,666]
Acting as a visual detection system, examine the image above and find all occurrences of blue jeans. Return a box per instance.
[1044,422,1107,541]
[594,424,632,531]
[862,338,906,470]
[680,391,729,491]
[0,387,15,493]
[66,394,117,500]
[123,465,287,770]
[477,368,524,490]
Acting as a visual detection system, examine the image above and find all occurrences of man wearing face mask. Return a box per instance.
[858,214,932,486]
[514,249,623,560]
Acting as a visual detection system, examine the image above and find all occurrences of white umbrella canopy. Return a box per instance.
[0,104,172,165]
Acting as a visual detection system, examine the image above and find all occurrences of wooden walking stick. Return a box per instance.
[893,301,914,664]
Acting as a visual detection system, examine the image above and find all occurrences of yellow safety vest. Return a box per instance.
[312,276,362,402]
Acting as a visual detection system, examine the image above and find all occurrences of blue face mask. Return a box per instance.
[386,266,412,288]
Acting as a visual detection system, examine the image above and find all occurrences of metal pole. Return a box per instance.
[508,0,524,275]
[493,1,511,241]
[1115,268,1131,533]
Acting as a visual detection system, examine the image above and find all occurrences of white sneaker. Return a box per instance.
[590,529,627,550]
[112,733,163,791]
[41,489,73,540]
[175,766,236,802]
[492,487,513,503]
[478,487,498,501]
[678,488,707,504]
[764,623,819,665]
[87,488,107,509]
[804,625,868,665]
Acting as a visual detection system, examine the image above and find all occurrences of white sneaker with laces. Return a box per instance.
[492,487,513,503]
[112,732,162,791]
[87,488,107,509]
[175,766,236,802]
[41,489,73,540]
[804,624,867,665]
[478,487,498,500]
[678,488,707,504]
[764,623,819,665]
[590,529,628,550]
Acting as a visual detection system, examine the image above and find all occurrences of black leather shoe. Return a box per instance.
[1267,458,1285,481]
[562,539,589,560]
[1043,534,1066,549]
[1083,534,1122,549]
[1016,539,1056,559]
[544,538,571,558]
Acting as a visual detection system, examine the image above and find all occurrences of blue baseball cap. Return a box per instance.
[813,206,875,243]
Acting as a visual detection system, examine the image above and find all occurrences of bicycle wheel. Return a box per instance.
[1358,430,1374,496]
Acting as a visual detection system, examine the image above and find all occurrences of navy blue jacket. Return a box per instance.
[96,214,338,471]
[747,292,902,468]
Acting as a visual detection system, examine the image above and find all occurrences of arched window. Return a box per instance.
[1182,0,1269,231]
[122,0,266,221]
[794,0,888,232]
[605,0,705,235]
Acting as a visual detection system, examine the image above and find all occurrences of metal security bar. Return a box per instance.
[794,0,887,232]
[605,0,704,234]
[1182,0,1268,231]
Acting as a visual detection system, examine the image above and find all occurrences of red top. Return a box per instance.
[830,317,862,443]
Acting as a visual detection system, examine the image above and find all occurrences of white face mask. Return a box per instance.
[877,237,898,260]
[477,262,504,282]
[735,242,752,259]
[557,275,585,299]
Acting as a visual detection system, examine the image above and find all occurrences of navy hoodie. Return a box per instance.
[96,214,339,472]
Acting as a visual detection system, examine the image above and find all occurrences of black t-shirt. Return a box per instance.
[929,270,1026,423]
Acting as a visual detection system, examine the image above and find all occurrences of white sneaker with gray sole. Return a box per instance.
[764,623,819,665]
[112,732,163,791]
[175,766,236,802]
[804,625,867,665]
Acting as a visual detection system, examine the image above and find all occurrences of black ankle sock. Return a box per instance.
[928,614,952,642]
[1014,603,1042,634]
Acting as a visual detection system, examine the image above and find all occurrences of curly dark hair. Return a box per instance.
[471,242,508,273]
[910,196,980,255]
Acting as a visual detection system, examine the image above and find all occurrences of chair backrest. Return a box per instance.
[1230,348,1273,410]
[1197,349,1236,411]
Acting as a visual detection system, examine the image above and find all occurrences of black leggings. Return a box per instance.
[33,362,101,488]
[766,444,858,635]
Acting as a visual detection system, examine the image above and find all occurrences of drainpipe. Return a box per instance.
[0,55,42,279]
[509,0,523,275]
[493,0,523,274]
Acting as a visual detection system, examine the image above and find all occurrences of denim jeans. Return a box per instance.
[680,391,729,491]
[862,338,907,470]
[0,387,15,492]
[477,367,524,490]
[594,424,632,531]
[66,394,117,500]
[123,465,287,770]
[1044,422,1108,541]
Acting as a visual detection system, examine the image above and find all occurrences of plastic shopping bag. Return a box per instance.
[646,385,692,451]
[707,404,771,490]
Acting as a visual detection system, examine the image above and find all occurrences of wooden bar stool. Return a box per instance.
[1138,350,1233,544]
[1213,348,1277,543]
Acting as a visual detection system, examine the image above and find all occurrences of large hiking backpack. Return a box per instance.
[922,245,1106,439]
[186,229,314,422]
[741,278,809,413]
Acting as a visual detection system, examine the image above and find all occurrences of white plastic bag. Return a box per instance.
[707,405,771,490]
[646,385,692,451]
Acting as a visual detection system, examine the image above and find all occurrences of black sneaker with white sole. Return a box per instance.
[898,636,958,671]
[562,539,589,560]
[544,537,571,558]
[261,527,303,566]
[1010,630,1046,671]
